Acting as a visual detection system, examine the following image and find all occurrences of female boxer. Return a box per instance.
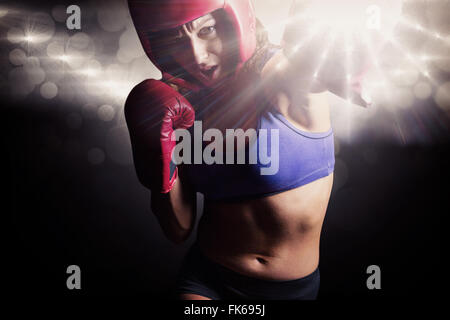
[125,0,366,300]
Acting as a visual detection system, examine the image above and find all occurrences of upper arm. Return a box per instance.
[150,176,197,243]
[261,51,331,131]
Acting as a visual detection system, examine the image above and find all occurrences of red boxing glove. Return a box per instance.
[125,79,195,193]
[282,0,383,107]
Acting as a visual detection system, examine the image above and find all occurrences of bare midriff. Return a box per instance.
[196,55,334,281]
[197,172,334,281]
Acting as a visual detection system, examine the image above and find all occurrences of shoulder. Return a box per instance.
[241,43,283,77]
[260,49,286,79]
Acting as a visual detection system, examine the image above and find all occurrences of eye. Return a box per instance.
[199,26,216,36]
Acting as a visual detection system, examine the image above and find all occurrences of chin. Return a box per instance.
[193,66,223,88]
[198,76,220,88]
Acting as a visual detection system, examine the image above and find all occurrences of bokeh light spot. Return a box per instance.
[434,82,450,111]
[97,104,116,122]
[40,82,58,99]
[9,49,27,66]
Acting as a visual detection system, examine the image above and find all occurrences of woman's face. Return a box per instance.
[164,12,238,87]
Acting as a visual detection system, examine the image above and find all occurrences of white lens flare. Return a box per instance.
[24,35,34,42]
[58,55,69,62]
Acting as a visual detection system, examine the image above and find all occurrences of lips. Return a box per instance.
[200,66,218,79]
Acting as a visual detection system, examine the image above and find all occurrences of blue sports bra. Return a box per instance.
[182,109,335,202]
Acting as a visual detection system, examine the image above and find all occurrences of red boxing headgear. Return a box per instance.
[128,0,257,81]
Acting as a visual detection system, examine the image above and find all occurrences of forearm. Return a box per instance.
[151,176,197,244]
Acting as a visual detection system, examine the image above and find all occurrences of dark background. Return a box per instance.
[3,98,446,298]
[1,0,446,299]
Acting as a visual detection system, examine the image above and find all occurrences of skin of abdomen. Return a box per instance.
[196,54,334,280]
[197,172,334,281]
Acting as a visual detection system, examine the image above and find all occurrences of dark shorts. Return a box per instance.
[173,243,320,300]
